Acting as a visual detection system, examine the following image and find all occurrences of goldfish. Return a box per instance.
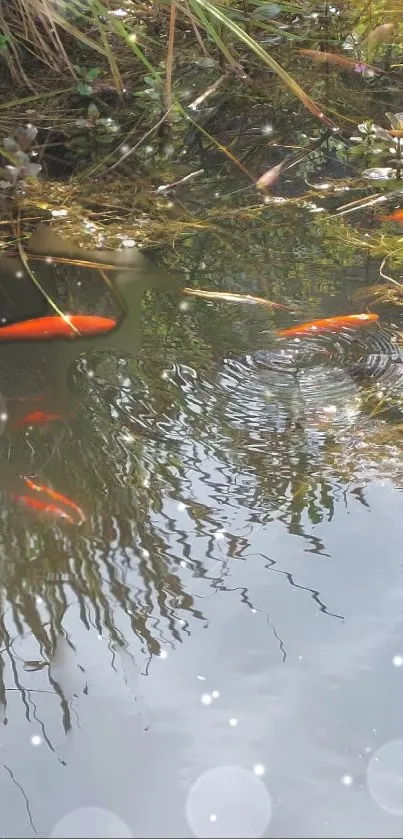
[23,477,86,523]
[0,314,117,342]
[11,477,86,525]
[276,312,379,338]
[11,410,64,429]
[376,209,403,224]
[12,494,76,524]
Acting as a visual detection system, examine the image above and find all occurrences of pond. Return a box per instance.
[1,189,403,839]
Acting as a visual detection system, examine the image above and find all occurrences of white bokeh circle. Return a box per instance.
[185,765,272,838]
[367,739,403,815]
[51,806,132,838]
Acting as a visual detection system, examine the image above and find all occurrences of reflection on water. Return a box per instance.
[2,225,403,836]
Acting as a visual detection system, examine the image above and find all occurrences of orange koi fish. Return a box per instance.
[376,209,403,224]
[11,477,86,525]
[276,312,379,338]
[0,314,117,342]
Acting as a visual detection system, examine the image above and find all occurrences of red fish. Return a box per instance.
[11,410,64,429]
[376,209,403,224]
[276,312,379,338]
[0,314,117,342]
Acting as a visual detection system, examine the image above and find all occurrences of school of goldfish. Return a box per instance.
[0,286,380,526]
[0,312,118,523]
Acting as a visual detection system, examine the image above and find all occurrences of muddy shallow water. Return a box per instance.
[1,217,403,838]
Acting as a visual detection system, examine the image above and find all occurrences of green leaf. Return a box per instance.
[87,66,102,80]
[251,3,282,19]
[87,102,100,119]
[77,82,92,96]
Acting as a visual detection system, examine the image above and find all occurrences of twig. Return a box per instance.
[188,75,225,111]
[335,193,387,217]
[181,287,293,309]
[165,1,177,112]
[155,168,204,192]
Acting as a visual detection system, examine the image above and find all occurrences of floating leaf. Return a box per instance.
[23,660,48,672]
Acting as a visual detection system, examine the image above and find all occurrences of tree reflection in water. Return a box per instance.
[0,223,402,748]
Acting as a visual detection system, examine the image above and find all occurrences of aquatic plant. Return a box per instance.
[0,123,41,190]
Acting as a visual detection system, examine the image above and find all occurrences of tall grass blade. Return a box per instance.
[188,0,336,127]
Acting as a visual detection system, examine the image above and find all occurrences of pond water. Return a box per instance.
[2,204,403,839]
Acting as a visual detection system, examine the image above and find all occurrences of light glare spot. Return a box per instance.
[367,739,403,814]
[31,735,41,746]
[201,693,213,705]
[229,718,238,727]
[341,774,353,786]
[51,807,132,838]
[393,655,403,667]
[253,764,265,777]
[186,765,272,838]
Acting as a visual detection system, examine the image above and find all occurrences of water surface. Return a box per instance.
[1,213,403,838]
